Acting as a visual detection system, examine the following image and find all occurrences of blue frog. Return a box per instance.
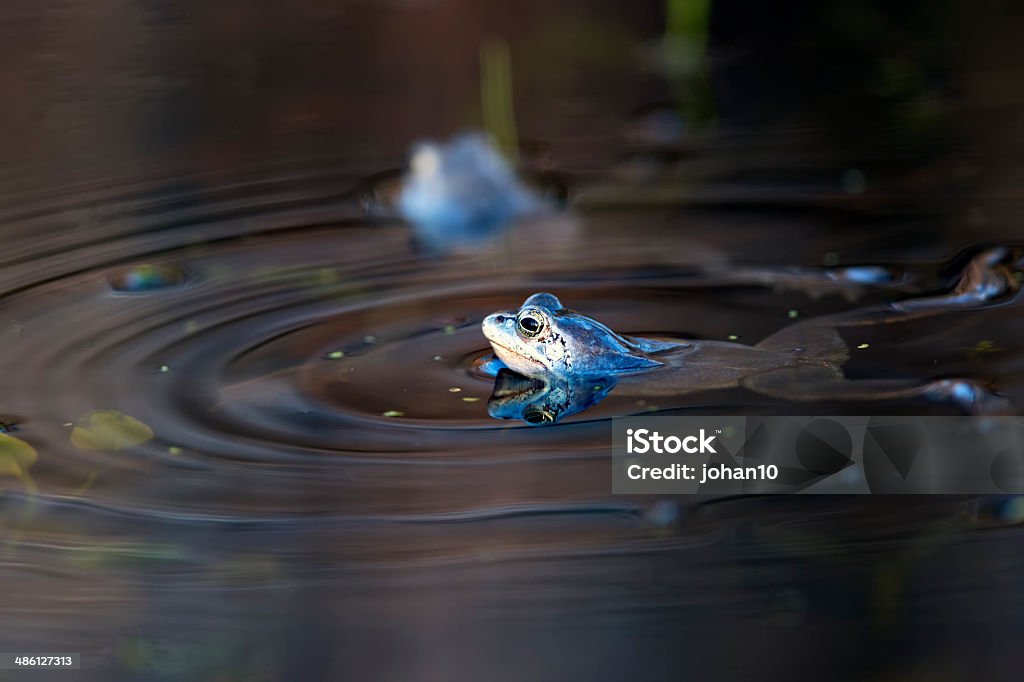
[482,248,1021,420]
[398,132,540,252]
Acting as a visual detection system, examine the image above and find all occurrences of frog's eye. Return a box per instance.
[516,310,546,338]
[523,408,554,425]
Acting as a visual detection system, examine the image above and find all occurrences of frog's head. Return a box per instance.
[482,293,682,379]
[487,368,616,425]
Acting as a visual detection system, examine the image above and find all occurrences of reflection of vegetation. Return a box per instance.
[0,433,37,491]
[480,39,519,160]
[961,339,1003,360]
[513,17,637,111]
[70,543,188,569]
[663,0,716,127]
[70,410,154,452]
[118,634,252,679]
[754,512,965,628]
[813,1,958,156]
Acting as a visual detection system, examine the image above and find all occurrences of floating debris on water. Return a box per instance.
[382,410,405,418]
[448,387,462,393]
[856,343,870,349]
[728,334,739,341]
[70,410,154,452]
[461,397,480,403]
[443,325,456,335]
[962,340,1003,357]
[787,309,800,319]
[0,433,37,482]
[830,265,894,285]
[326,351,345,360]
[363,335,377,344]
[108,263,188,293]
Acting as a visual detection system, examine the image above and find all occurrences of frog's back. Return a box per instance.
[618,340,804,395]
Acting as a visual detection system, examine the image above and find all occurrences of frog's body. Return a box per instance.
[482,248,1020,418]
[398,133,540,252]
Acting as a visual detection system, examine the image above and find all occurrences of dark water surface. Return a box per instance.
[3,1,1024,680]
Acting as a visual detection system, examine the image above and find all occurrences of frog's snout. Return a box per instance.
[481,313,514,342]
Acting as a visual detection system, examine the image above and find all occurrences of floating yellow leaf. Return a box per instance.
[0,433,37,479]
[70,410,154,452]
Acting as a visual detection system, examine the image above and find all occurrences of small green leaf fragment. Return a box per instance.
[0,433,37,479]
[70,410,154,452]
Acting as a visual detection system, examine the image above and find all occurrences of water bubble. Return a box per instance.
[108,263,188,293]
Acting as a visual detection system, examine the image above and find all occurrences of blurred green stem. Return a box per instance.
[480,39,519,160]
[664,0,716,127]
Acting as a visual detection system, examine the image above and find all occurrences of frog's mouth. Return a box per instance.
[487,339,545,370]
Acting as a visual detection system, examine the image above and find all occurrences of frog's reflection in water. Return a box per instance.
[487,368,617,425]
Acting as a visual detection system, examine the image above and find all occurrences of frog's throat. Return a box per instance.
[488,339,546,370]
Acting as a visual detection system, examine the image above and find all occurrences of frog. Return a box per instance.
[481,247,1021,420]
[398,132,541,252]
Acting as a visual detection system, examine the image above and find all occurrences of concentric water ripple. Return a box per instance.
[2,177,1022,527]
